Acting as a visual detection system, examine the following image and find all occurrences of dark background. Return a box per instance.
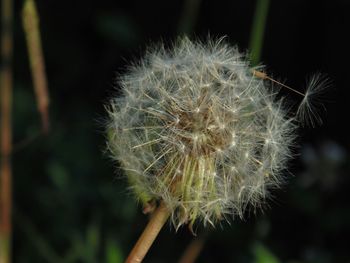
[10,0,350,262]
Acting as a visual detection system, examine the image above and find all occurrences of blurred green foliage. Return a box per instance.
[253,243,280,263]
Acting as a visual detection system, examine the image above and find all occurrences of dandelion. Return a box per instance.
[106,37,314,262]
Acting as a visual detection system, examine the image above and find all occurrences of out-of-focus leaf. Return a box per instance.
[87,223,100,253]
[47,160,70,189]
[105,238,123,263]
[254,243,280,263]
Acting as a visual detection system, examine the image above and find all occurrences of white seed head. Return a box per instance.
[106,37,297,228]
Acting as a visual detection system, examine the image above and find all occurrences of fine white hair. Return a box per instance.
[107,37,305,228]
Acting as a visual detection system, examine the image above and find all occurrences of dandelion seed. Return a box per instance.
[230,140,237,147]
[297,73,331,127]
[230,166,237,172]
[254,70,329,127]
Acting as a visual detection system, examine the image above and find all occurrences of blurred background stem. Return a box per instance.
[249,0,270,66]
[22,0,50,134]
[178,0,202,36]
[0,0,13,262]
[177,235,206,263]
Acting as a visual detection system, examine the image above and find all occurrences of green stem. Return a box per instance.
[249,0,270,66]
[178,0,202,35]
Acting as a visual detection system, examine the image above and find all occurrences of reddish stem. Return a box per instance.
[125,202,170,263]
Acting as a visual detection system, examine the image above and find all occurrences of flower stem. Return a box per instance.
[125,202,170,263]
[0,0,13,261]
[249,0,270,66]
[22,0,50,134]
[177,236,206,263]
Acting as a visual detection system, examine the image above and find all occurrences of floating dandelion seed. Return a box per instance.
[297,73,331,127]
[106,37,317,229]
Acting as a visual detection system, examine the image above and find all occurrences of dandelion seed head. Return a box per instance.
[106,37,297,228]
